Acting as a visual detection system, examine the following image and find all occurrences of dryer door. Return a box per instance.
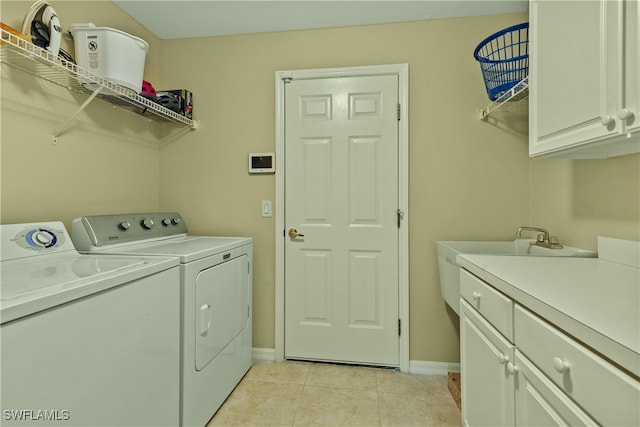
[195,255,249,371]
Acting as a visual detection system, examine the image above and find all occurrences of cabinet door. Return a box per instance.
[460,299,515,427]
[529,0,621,156]
[514,350,598,426]
[622,0,639,135]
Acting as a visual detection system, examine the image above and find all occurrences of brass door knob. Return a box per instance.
[288,228,304,239]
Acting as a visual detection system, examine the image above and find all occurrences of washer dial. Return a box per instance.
[33,230,54,246]
[141,218,155,229]
[16,227,63,251]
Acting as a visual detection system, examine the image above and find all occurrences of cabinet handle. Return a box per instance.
[472,291,481,301]
[618,108,635,121]
[600,114,614,126]
[553,357,570,373]
[507,362,519,375]
[498,353,509,365]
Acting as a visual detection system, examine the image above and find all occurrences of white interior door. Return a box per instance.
[284,74,399,366]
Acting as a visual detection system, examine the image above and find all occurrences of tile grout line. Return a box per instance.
[376,371,384,427]
[291,362,313,427]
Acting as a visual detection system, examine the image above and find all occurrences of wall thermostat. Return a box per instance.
[249,152,275,174]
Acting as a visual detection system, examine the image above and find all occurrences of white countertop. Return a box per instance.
[457,254,640,377]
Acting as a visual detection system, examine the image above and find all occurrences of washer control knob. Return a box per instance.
[119,221,131,231]
[33,230,53,246]
[171,217,181,225]
[162,218,172,226]
[141,218,155,229]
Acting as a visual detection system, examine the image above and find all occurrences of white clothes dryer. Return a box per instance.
[0,221,180,426]
[72,213,253,427]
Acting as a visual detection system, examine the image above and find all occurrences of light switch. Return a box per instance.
[261,200,272,218]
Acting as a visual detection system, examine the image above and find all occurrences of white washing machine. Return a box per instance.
[71,212,253,427]
[0,221,180,426]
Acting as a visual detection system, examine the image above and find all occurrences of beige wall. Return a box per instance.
[158,13,533,362]
[529,154,640,251]
[2,2,638,364]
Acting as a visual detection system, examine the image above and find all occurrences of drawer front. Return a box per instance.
[460,269,513,341]
[515,305,640,426]
[514,349,597,426]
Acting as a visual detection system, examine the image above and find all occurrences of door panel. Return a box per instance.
[284,74,399,366]
[349,250,382,328]
[350,136,382,224]
[300,249,332,326]
[302,137,331,222]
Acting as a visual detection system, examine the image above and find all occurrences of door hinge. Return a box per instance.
[398,319,401,336]
[396,209,404,228]
[397,103,401,121]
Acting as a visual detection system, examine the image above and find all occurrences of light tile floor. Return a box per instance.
[207,361,462,427]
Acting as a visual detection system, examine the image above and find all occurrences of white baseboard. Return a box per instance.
[252,347,276,362]
[409,360,460,376]
[252,349,459,376]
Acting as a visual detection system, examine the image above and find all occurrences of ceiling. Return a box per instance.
[112,1,528,40]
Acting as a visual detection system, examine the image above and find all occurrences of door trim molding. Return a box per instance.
[274,64,410,372]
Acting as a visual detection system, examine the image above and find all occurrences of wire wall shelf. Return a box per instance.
[479,76,529,120]
[1,29,198,135]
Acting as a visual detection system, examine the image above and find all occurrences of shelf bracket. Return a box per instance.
[52,85,103,144]
[479,76,529,121]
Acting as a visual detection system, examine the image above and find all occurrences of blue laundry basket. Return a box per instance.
[474,22,529,101]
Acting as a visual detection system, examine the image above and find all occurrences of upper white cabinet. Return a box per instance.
[529,0,639,158]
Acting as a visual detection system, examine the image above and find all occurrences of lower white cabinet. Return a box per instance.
[514,349,597,426]
[460,269,640,427]
[460,299,515,427]
[515,305,640,426]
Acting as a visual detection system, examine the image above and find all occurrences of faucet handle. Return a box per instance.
[549,236,563,249]
[536,233,546,243]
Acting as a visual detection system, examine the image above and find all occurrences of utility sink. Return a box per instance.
[436,239,597,315]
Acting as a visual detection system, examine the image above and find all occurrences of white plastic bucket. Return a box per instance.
[69,23,148,92]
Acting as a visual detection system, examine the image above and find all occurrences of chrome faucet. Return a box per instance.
[516,226,563,249]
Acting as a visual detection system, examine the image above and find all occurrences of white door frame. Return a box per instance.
[274,64,410,372]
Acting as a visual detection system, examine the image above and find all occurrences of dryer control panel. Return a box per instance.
[72,212,188,250]
[1,222,75,261]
